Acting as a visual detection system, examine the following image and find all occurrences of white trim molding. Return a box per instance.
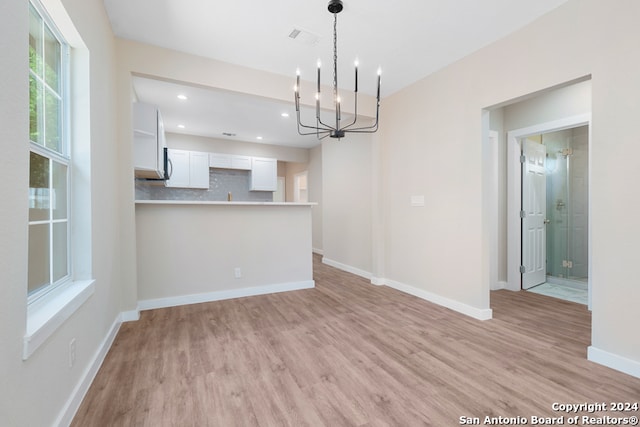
[55,314,122,427]
[138,280,315,312]
[120,309,140,322]
[491,281,508,291]
[379,278,493,321]
[588,346,640,379]
[370,276,385,286]
[322,257,372,280]
[312,248,324,256]
[23,279,95,360]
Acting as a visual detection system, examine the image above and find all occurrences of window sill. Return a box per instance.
[23,279,95,360]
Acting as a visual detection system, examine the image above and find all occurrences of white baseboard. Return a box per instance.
[138,280,315,311]
[322,257,372,280]
[491,281,508,291]
[380,278,493,321]
[588,346,640,379]
[55,314,122,427]
[312,248,324,256]
[370,276,385,286]
[120,309,140,322]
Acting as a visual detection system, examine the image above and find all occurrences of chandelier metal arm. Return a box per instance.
[339,93,359,131]
[342,102,380,132]
[295,108,333,140]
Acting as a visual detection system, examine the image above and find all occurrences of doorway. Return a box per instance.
[293,171,308,203]
[506,114,591,307]
[521,127,589,304]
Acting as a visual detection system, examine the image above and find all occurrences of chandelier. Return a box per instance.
[294,0,381,139]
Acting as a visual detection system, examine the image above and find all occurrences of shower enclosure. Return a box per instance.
[543,125,589,287]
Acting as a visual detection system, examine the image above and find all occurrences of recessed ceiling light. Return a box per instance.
[177,124,185,129]
[256,136,263,140]
[177,94,188,100]
[281,112,290,118]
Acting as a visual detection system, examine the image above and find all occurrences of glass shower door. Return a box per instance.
[544,126,589,284]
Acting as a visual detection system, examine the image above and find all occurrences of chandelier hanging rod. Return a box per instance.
[294,0,381,140]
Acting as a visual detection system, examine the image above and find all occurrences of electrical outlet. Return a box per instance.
[234,267,242,279]
[69,338,76,368]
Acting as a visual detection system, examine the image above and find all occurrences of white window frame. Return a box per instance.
[24,0,96,361]
[27,0,72,304]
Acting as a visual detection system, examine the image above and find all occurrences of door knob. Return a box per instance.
[544,219,551,224]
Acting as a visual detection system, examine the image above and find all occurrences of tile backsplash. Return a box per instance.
[135,169,273,202]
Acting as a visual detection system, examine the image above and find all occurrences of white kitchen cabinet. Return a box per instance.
[189,152,210,189]
[209,153,252,170]
[250,157,277,191]
[133,102,166,179]
[166,149,210,189]
[231,155,252,170]
[209,153,232,169]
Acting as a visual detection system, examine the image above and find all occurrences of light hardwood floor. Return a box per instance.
[72,255,640,426]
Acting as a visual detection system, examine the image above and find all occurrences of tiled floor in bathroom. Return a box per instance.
[527,282,588,305]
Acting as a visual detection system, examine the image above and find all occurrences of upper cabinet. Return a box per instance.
[133,102,166,179]
[163,150,276,192]
[209,153,252,170]
[250,157,277,191]
[166,149,209,189]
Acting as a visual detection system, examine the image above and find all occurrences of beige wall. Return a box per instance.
[135,204,313,303]
[380,0,640,371]
[0,0,123,425]
[322,133,374,275]
[308,145,324,253]
[503,79,592,131]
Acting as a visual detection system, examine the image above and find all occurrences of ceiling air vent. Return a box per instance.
[222,132,236,137]
[288,28,320,46]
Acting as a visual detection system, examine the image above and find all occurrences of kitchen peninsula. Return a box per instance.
[135,200,315,310]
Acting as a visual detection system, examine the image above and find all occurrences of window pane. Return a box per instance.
[29,75,44,145]
[52,161,67,219]
[45,88,62,152]
[44,25,61,93]
[52,222,68,282]
[29,5,43,76]
[28,223,50,294]
[29,152,50,221]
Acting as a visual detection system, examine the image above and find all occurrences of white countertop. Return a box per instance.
[135,200,317,206]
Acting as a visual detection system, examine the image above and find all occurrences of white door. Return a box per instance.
[273,177,285,202]
[522,138,546,289]
[293,171,308,203]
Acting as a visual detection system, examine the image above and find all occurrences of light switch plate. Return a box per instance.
[411,195,425,207]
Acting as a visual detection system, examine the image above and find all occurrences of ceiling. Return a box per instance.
[109,0,570,148]
[131,76,337,149]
